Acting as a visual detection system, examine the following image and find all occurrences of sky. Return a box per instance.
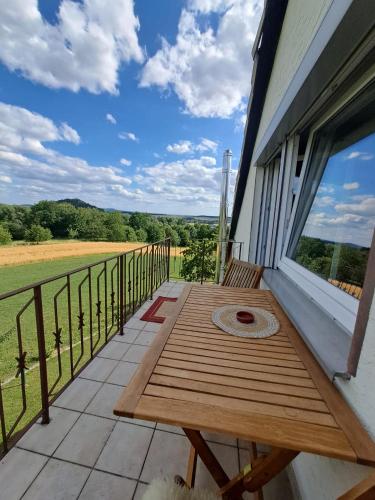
[302,132,375,248]
[0,0,263,216]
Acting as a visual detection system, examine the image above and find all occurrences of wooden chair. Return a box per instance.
[222,258,263,289]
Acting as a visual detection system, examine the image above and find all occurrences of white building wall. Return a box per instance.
[234,166,256,260]
[233,0,375,497]
[254,0,333,152]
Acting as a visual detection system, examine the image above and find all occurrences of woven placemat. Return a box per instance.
[212,304,279,338]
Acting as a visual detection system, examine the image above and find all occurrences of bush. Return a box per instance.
[25,225,52,244]
[135,228,147,242]
[0,224,12,245]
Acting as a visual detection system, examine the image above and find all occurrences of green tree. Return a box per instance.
[124,225,137,242]
[75,208,107,240]
[146,223,164,243]
[181,240,216,282]
[25,225,52,243]
[129,212,151,230]
[106,212,125,242]
[164,225,180,246]
[177,227,190,246]
[135,228,147,242]
[0,224,12,245]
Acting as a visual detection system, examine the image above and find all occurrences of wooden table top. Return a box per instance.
[114,284,375,466]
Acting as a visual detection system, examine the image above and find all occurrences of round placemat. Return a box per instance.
[212,305,279,338]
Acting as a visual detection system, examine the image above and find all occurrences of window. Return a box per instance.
[287,85,375,301]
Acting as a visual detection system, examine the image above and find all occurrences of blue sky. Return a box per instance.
[303,132,375,248]
[0,0,263,215]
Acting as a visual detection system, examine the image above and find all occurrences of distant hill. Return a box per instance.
[57,198,101,210]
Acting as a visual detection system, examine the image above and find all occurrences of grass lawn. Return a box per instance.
[0,251,182,450]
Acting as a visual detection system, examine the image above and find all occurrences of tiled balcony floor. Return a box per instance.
[0,281,293,500]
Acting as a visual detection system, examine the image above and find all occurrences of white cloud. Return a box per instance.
[166,140,193,154]
[343,182,359,190]
[137,156,236,208]
[315,196,334,207]
[0,0,144,94]
[196,138,218,152]
[120,158,132,166]
[140,1,263,118]
[335,196,375,217]
[106,113,117,124]
[118,131,139,142]
[318,184,335,194]
[60,123,80,144]
[0,175,11,183]
[0,101,134,206]
[166,138,218,154]
[345,151,374,161]
[0,101,80,156]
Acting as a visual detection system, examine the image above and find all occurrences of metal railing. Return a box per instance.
[0,239,170,455]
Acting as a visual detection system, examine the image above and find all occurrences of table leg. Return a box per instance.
[186,445,198,488]
[249,442,264,500]
[220,447,299,498]
[183,428,230,489]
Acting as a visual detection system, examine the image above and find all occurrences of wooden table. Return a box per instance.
[114,284,375,498]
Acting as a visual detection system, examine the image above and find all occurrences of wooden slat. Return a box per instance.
[164,343,305,369]
[144,385,338,427]
[157,356,316,388]
[149,374,329,412]
[153,364,322,400]
[168,337,300,361]
[161,351,312,379]
[171,330,296,353]
[135,396,356,462]
[113,284,192,417]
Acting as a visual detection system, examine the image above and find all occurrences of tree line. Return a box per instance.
[0,200,217,245]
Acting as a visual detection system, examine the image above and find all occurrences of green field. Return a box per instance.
[0,252,182,450]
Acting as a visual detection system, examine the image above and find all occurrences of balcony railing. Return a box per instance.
[0,239,170,455]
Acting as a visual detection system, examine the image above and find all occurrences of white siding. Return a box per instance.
[234,166,256,260]
[255,0,333,153]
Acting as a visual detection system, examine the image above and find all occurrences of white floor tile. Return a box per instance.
[79,357,118,382]
[106,361,138,386]
[0,448,48,500]
[98,341,131,360]
[96,421,153,479]
[23,458,90,500]
[122,345,148,363]
[134,331,156,346]
[140,430,190,483]
[53,378,101,412]
[17,407,80,456]
[79,470,137,500]
[85,383,123,420]
[54,414,115,467]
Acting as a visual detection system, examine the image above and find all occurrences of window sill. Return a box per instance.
[263,268,351,378]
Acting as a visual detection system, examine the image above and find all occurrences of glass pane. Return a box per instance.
[291,130,374,299]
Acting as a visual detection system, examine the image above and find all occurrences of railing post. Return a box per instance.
[167,239,171,282]
[119,255,124,335]
[34,285,50,425]
[150,244,155,300]
[0,382,7,453]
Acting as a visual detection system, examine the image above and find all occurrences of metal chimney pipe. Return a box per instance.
[216,149,231,284]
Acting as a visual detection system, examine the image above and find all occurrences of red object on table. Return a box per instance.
[236,311,254,324]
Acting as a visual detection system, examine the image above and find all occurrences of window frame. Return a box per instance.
[276,76,375,334]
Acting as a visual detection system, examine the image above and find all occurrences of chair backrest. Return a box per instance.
[222,258,263,289]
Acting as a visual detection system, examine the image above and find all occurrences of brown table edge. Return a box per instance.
[270,294,375,467]
[113,283,193,418]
